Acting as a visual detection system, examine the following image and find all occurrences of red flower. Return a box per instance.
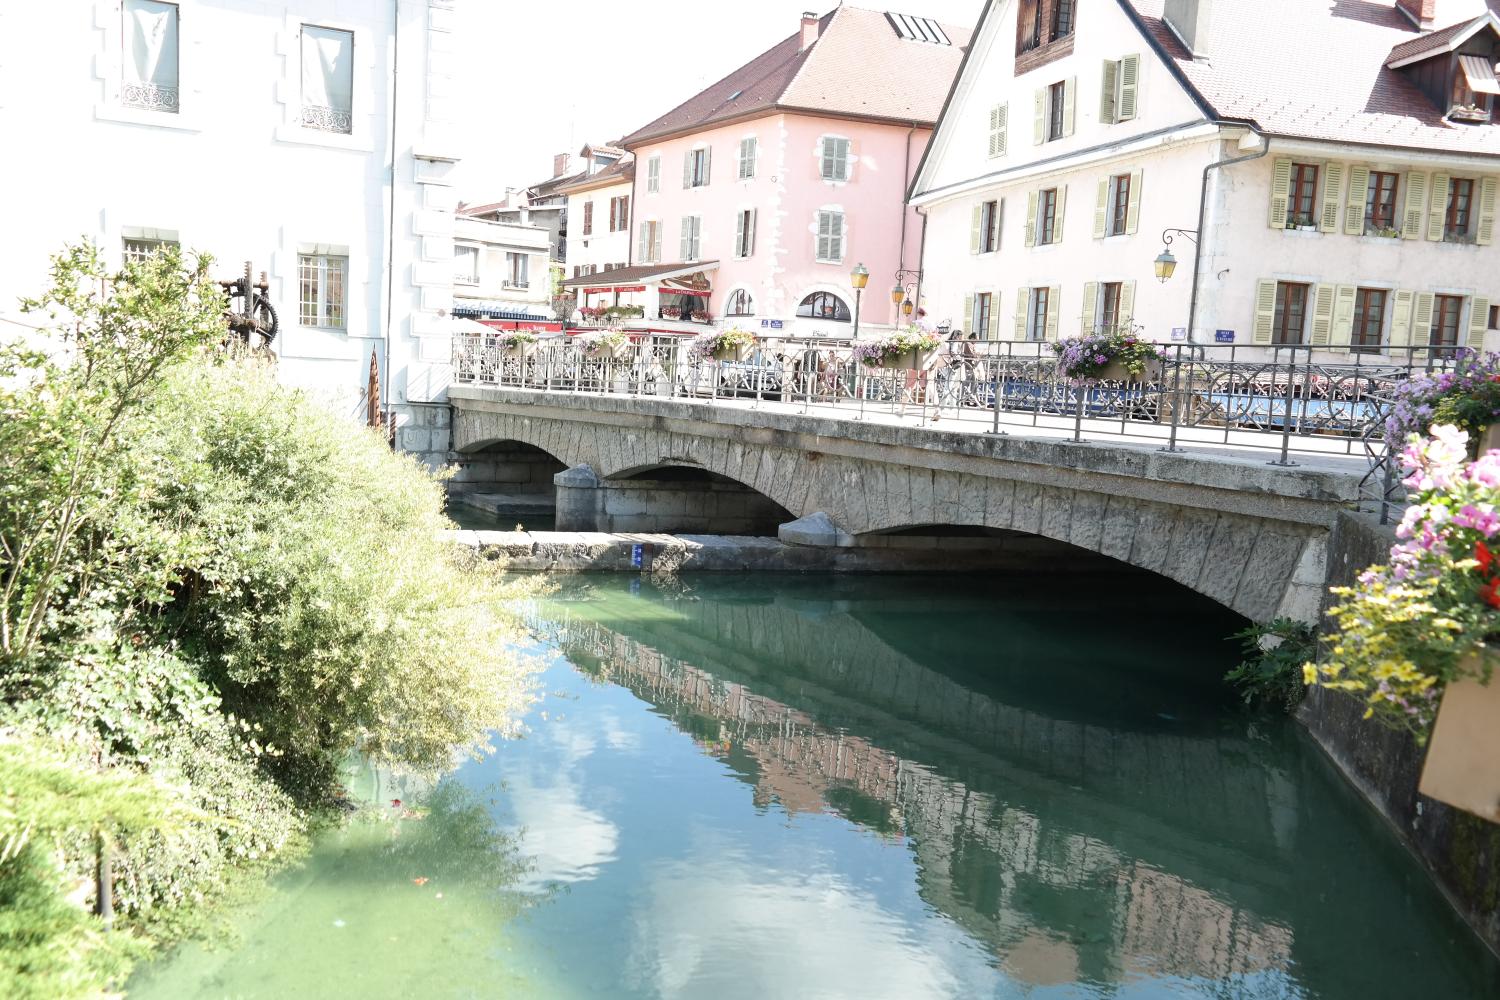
[390,798,402,808]
[1476,542,1494,577]
[1482,579,1500,609]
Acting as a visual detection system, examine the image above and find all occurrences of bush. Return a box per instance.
[1225,618,1319,712]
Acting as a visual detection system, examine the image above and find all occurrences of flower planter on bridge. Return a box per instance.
[711,345,751,364]
[1096,358,1163,384]
[1419,653,1500,824]
[880,348,935,371]
[504,342,538,360]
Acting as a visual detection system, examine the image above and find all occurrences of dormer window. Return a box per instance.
[1452,55,1497,121]
[1386,20,1500,124]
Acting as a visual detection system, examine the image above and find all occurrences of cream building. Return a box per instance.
[910,0,1500,358]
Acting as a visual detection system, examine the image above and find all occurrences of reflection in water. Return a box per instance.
[131,573,1500,999]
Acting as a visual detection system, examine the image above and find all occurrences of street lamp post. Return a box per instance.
[850,263,870,339]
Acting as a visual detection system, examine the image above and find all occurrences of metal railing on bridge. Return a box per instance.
[452,332,1439,516]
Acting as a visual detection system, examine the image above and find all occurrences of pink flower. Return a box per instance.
[1455,504,1500,537]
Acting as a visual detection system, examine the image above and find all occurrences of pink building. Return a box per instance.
[563,7,969,338]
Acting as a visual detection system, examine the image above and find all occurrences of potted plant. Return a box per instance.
[576,330,630,360]
[689,327,757,363]
[661,305,682,321]
[1286,212,1318,231]
[1051,330,1166,383]
[498,330,539,358]
[1307,425,1500,820]
[691,309,711,323]
[851,329,944,370]
[1386,353,1500,457]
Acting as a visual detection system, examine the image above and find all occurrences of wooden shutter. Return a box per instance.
[1345,166,1370,236]
[1025,190,1039,247]
[1319,163,1343,234]
[1414,291,1435,346]
[1015,288,1029,340]
[838,139,851,180]
[987,291,1000,339]
[1268,158,1292,230]
[828,212,844,261]
[1120,280,1137,326]
[741,138,756,178]
[1126,168,1143,235]
[1063,77,1077,137]
[680,217,693,261]
[816,212,831,260]
[582,201,593,236]
[683,151,693,189]
[736,211,748,258]
[650,157,660,192]
[989,104,1008,158]
[1331,285,1357,347]
[964,294,976,334]
[993,198,1004,251]
[1390,289,1415,348]
[746,209,756,257]
[637,222,649,261]
[1100,60,1119,125]
[1033,88,1046,145]
[1478,176,1497,246]
[1253,279,1278,344]
[1092,179,1109,239]
[971,204,984,255]
[1310,284,1336,345]
[1045,286,1062,340]
[1119,55,1140,121]
[1081,281,1098,332]
[1402,172,1427,239]
[703,147,712,185]
[1054,185,1067,243]
[1470,297,1491,349]
[1427,173,1450,242]
[652,224,662,263]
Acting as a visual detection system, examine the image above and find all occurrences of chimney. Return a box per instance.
[553,152,571,179]
[1397,0,1488,29]
[800,11,820,51]
[1163,0,1214,57]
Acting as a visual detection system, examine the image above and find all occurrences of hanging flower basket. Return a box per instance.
[497,330,540,358]
[1419,651,1500,822]
[851,329,943,370]
[1386,354,1500,456]
[1096,357,1163,384]
[576,331,630,360]
[1052,331,1166,383]
[689,328,756,364]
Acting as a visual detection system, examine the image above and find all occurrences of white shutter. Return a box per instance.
[1470,297,1491,349]
[1254,280,1278,344]
[1025,190,1039,247]
[1081,281,1098,332]
[746,209,757,257]
[829,211,844,261]
[1045,286,1061,340]
[1268,159,1292,230]
[125,0,179,91]
[1054,185,1067,243]
[638,223,649,261]
[971,205,984,255]
[1310,284,1336,345]
[1428,173,1450,242]
[1033,88,1046,145]
[1118,55,1140,121]
[652,223,662,263]
[703,147,713,185]
[989,104,1009,158]
[1062,77,1077,137]
[1403,172,1428,239]
[1390,290,1415,349]
[1120,281,1137,327]
[964,294,976,334]
[1320,164,1344,234]
[736,211,748,258]
[1414,292,1436,346]
[680,217,693,261]
[1477,177,1497,246]
[987,291,1000,339]
[1093,179,1109,239]
[740,138,757,179]
[1015,288,1029,340]
[683,151,693,189]
[302,25,354,117]
[1331,285,1357,347]
[1126,169,1143,235]
[1100,60,1119,125]
[648,156,660,193]
[1345,166,1370,236]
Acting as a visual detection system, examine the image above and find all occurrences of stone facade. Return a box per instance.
[449,385,1360,623]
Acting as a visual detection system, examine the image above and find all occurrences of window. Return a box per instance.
[820,137,851,182]
[685,148,711,188]
[1108,174,1131,237]
[1047,81,1066,141]
[976,200,1000,254]
[1027,287,1050,341]
[504,252,530,289]
[1018,0,1043,53]
[647,156,661,194]
[1038,188,1059,245]
[1351,287,1387,352]
[454,245,479,285]
[727,289,755,317]
[816,210,845,263]
[680,216,702,262]
[301,25,354,134]
[638,220,662,263]
[122,1,179,113]
[298,253,347,329]
[797,292,851,322]
[734,209,757,259]
[1100,282,1123,332]
[973,292,994,338]
[1287,164,1319,226]
[582,202,594,237]
[1447,178,1475,242]
[610,196,630,233]
[1051,0,1075,40]
[1366,171,1400,233]
[1490,304,1500,331]
[1099,55,1140,124]
[739,138,757,179]
[1272,281,1310,345]
[1432,295,1465,348]
[122,236,177,263]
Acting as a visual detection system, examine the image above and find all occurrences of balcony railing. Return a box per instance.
[301,103,353,134]
[121,82,179,113]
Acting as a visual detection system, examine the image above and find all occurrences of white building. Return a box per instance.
[0,0,465,466]
[557,145,635,296]
[910,0,1500,357]
[451,216,555,322]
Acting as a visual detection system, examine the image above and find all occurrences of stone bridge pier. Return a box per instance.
[449,387,1366,623]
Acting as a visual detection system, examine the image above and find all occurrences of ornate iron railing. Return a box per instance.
[452,333,1457,483]
[301,103,352,134]
[121,81,179,113]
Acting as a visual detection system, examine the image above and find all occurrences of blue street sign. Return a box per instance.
[1215,330,1235,343]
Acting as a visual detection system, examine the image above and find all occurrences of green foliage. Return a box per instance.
[1225,619,1319,713]
[1432,383,1500,445]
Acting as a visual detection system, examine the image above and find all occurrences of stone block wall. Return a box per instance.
[449,439,566,496]
[395,403,453,473]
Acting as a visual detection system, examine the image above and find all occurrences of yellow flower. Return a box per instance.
[1302,663,1320,685]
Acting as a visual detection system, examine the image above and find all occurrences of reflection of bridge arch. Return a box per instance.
[453,394,1346,622]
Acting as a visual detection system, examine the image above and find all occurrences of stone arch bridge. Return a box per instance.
[448,386,1365,624]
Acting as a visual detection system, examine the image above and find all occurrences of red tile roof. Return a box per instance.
[621,6,971,148]
[1120,0,1500,156]
[554,159,636,196]
[1387,14,1495,64]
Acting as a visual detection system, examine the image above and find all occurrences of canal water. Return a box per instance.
[128,573,1500,999]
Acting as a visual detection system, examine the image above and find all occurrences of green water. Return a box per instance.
[128,573,1500,999]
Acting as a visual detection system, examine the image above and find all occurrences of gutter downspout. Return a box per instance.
[897,124,917,327]
[913,205,928,318]
[1187,125,1266,344]
[382,0,401,441]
